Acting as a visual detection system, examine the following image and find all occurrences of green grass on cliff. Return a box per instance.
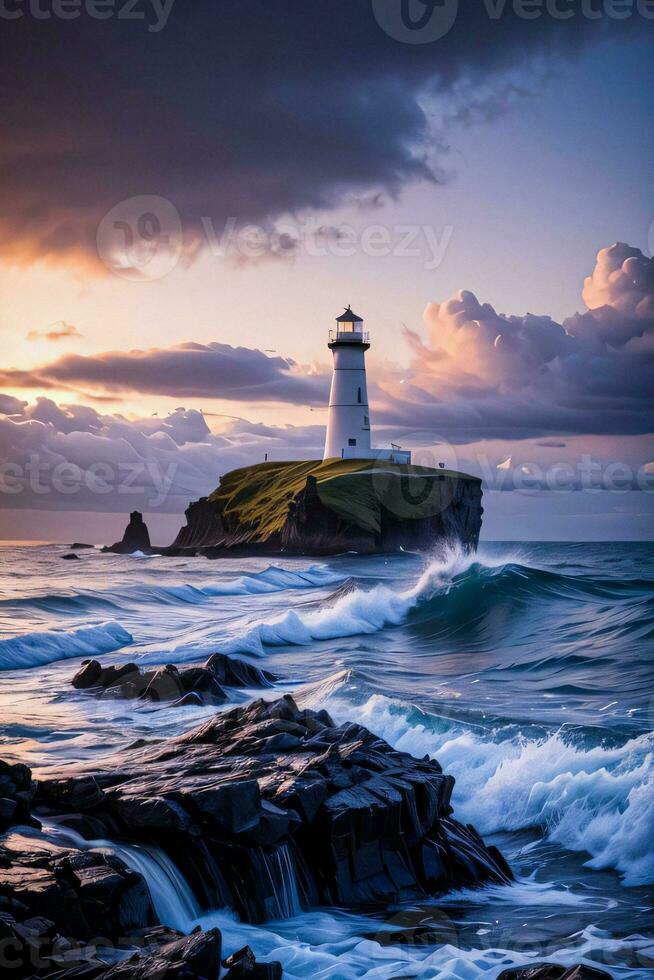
[208,458,478,541]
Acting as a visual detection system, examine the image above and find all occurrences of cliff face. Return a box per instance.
[165,460,483,557]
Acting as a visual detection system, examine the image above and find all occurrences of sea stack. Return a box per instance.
[102,510,152,554]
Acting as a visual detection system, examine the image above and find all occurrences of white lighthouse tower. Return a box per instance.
[323,306,371,460]
[323,307,411,464]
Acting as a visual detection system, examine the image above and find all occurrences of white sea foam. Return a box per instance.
[0,621,133,670]
[196,908,653,979]
[326,691,654,887]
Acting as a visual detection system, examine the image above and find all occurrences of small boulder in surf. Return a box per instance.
[71,653,275,704]
[204,651,276,688]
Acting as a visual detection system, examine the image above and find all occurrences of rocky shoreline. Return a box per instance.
[0,675,614,979]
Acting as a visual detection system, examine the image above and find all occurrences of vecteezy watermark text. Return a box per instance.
[0,0,175,31]
[372,0,654,44]
[202,216,454,269]
[95,195,455,280]
[0,456,178,507]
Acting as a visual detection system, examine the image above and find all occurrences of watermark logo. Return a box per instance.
[370,434,460,521]
[96,195,183,281]
[372,0,459,43]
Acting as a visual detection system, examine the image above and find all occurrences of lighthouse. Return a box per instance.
[323,307,371,460]
[323,306,412,463]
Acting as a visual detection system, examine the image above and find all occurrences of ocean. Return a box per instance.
[0,541,652,978]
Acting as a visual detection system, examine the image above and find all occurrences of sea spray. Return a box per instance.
[324,687,654,887]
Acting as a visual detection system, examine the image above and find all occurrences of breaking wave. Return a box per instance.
[225,546,653,656]
[0,621,133,671]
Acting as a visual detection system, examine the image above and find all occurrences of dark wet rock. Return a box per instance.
[37,695,512,922]
[103,927,223,979]
[204,652,276,688]
[498,966,613,980]
[223,944,283,979]
[0,760,39,832]
[71,654,275,705]
[0,832,156,941]
[70,543,95,549]
[0,905,228,980]
[0,758,274,980]
[60,553,81,560]
[102,512,151,555]
[71,659,225,706]
[73,661,140,690]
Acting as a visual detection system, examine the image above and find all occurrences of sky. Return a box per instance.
[1,1,653,541]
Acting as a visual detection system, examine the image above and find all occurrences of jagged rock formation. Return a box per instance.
[102,511,151,555]
[1,830,155,940]
[0,713,613,980]
[164,459,483,557]
[498,967,612,980]
[35,695,511,923]
[71,654,276,706]
[167,497,226,552]
[0,761,280,979]
[0,759,39,834]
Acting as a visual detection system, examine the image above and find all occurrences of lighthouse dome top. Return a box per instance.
[335,306,363,323]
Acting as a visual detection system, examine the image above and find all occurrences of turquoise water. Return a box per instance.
[0,541,652,977]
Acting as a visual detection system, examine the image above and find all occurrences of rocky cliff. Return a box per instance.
[165,458,483,557]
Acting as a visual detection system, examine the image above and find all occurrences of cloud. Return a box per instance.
[0,394,27,416]
[2,243,652,444]
[0,4,643,271]
[26,321,83,342]
[0,398,324,513]
[0,342,330,405]
[380,244,654,441]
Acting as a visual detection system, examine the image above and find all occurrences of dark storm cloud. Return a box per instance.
[0,0,643,268]
[0,342,330,404]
